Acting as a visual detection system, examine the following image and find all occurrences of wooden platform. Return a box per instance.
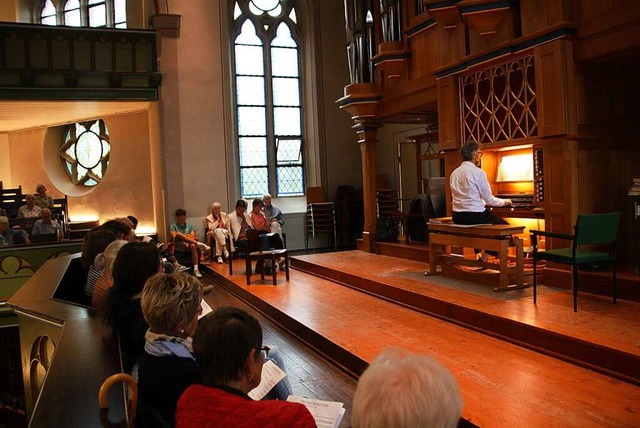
[202,252,640,427]
[376,237,640,302]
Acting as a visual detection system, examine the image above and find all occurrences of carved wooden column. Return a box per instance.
[337,82,382,253]
[354,120,381,252]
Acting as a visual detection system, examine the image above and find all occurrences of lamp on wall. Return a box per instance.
[496,153,534,182]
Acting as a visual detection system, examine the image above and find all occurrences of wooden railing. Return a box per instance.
[0,22,161,100]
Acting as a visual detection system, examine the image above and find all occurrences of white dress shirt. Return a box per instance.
[450,161,507,212]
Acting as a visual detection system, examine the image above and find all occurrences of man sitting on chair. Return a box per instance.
[263,193,284,237]
[31,208,61,240]
[227,199,252,255]
[170,209,210,278]
[450,141,512,262]
[17,194,42,218]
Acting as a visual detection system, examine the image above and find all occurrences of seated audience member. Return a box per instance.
[263,193,284,237]
[352,348,463,428]
[82,228,117,297]
[176,307,315,428]
[92,239,129,308]
[171,209,210,279]
[0,216,30,246]
[102,218,136,241]
[127,215,151,242]
[205,202,232,264]
[137,273,204,426]
[31,208,61,240]
[17,194,42,218]
[105,241,162,373]
[34,184,54,209]
[227,199,252,254]
[250,198,285,271]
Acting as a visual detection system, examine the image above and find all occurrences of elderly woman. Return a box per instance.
[352,348,463,428]
[176,306,315,427]
[91,239,129,308]
[82,228,117,297]
[17,194,42,218]
[137,273,204,426]
[0,216,30,246]
[205,202,232,264]
[34,184,54,209]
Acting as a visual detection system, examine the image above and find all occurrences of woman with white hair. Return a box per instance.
[34,184,54,209]
[91,239,129,308]
[352,348,463,428]
[205,202,232,264]
[0,216,30,245]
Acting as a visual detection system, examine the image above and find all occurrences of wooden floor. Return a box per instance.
[201,277,357,427]
[202,250,640,427]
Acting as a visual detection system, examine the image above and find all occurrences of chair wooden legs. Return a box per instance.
[532,256,538,304]
[284,253,290,282]
[572,264,578,312]
[612,260,617,304]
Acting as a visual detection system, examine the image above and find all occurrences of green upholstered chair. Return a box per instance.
[531,212,620,312]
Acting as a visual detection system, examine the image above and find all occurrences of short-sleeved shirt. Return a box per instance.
[31,219,61,236]
[1,229,27,246]
[171,222,195,251]
[17,205,42,218]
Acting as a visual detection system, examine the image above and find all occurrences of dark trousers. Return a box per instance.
[452,210,508,256]
[257,230,284,250]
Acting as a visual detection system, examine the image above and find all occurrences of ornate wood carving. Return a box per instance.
[460,54,538,144]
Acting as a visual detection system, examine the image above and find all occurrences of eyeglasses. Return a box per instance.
[259,346,270,359]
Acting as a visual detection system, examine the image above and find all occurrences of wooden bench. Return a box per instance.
[428,218,527,292]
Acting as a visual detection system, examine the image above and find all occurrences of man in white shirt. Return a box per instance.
[450,141,512,261]
[17,194,42,218]
[31,208,61,240]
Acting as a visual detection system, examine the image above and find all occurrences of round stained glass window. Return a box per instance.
[59,120,110,187]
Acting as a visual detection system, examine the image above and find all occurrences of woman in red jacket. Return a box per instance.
[176,307,316,428]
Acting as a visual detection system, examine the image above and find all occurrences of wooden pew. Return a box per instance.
[428,218,527,292]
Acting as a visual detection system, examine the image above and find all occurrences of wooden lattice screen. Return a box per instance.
[460,54,538,144]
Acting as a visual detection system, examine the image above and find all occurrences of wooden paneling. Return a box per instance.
[544,139,576,245]
[466,7,520,55]
[534,39,577,137]
[437,75,460,152]
[520,0,574,36]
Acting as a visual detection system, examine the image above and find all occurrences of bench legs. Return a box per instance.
[428,234,527,292]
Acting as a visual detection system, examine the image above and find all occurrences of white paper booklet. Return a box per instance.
[248,360,287,400]
[286,395,345,428]
[198,299,213,320]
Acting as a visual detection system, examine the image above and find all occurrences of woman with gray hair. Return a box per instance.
[34,184,54,209]
[352,348,463,428]
[137,272,204,426]
[205,201,232,264]
[0,216,30,245]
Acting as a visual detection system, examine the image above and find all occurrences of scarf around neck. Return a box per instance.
[144,330,195,360]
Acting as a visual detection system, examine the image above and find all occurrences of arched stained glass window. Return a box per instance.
[60,120,111,187]
[232,0,304,198]
[39,0,126,28]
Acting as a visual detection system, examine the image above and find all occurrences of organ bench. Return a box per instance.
[427,219,527,292]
